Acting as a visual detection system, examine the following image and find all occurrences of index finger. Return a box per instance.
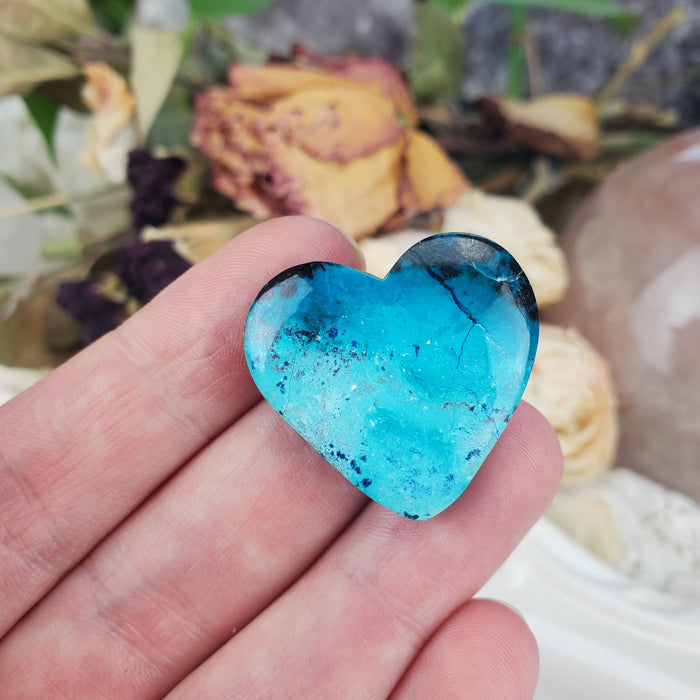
[0,216,362,636]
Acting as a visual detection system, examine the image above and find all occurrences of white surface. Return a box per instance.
[480,518,700,699]
[0,366,47,405]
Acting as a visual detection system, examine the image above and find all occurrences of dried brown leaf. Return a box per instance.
[141,216,257,263]
[480,94,601,161]
[0,33,79,96]
[0,271,79,368]
[0,0,94,42]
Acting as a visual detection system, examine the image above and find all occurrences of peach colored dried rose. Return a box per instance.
[81,62,137,183]
[190,60,468,238]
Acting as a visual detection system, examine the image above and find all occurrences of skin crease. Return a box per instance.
[0,217,562,698]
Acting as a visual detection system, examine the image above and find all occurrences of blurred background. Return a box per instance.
[0,1,698,696]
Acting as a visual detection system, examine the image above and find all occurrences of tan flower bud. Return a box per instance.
[524,323,619,483]
[442,190,569,307]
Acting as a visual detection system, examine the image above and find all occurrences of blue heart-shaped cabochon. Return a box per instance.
[244,233,538,520]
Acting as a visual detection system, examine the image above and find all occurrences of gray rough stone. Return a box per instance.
[136,0,699,121]
[226,0,414,66]
[462,0,700,124]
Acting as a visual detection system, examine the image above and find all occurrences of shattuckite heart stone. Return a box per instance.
[244,233,538,520]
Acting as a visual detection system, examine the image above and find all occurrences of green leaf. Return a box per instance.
[89,0,135,34]
[146,85,194,148]
[410,3,465,103]
[130,27,185,141]
[23,91,60,162]
[187,0,277,19]
[0,33,79,96]
[1,174,44,201]
[507,6,526,98]
[427,0,470,11]
[481,0,640,35]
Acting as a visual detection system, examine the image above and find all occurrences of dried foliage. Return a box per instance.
[190,59,468,238]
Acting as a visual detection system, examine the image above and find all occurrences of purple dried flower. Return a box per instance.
[127,149,186,232]
[97,239,192,304]
[57,240,192,346]
[56,278,125,346]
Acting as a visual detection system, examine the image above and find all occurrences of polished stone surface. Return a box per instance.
[244,233,538,519]
[547,129,700,502]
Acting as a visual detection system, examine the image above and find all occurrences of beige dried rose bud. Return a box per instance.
[523,323,619,483]
[441,189,569,307]
[359,229,431,278]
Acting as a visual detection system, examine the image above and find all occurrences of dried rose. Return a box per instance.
[360,189,569,308]
[479,94,601,161]
[190,59,468,238]
[523,324,619,483]
[441,190,569,307]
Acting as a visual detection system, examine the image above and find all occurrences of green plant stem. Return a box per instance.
[507,6,527,98]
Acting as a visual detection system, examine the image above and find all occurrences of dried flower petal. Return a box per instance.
[81,62,137,182]
[441,190,568,307]
[265,137,404,237]
[479,94,601,161]
[127,149,186,232]
[227,63,364,101]
[191,58,468,238]
[93,239,191,305]
[268,87,402,162]
[57,239,191,346]
[292,48,418,125]
[142,216,257,263]
[523,323,619,483]
[399,130,468,214]
[56,277,125,345]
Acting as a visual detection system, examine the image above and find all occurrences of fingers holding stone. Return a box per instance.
[390,599,539,700]
[0,402,367,697]
[168,402,562,698]
[0,217,361,637]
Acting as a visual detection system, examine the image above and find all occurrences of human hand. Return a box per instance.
[0,217,562,698]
